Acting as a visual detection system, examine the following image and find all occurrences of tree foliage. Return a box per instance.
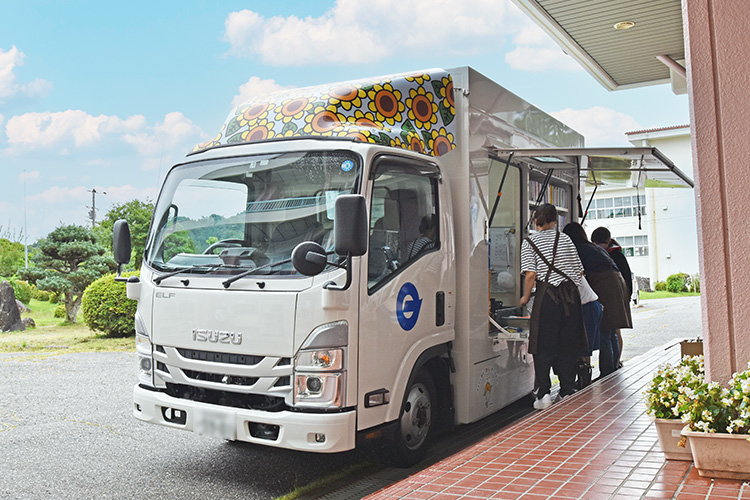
[0,238,25,276]
[19,225,116,323]
[94,199,154,270]
[666,272,691,293]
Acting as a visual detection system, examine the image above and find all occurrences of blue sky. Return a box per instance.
[0,0,689,243]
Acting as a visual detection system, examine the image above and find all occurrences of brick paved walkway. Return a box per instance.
[365,340,750,500]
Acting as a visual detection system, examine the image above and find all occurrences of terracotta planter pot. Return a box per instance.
[652,418,692,460]
[682,429,750,480]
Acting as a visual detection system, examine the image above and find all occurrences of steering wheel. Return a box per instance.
[203,239,245,255]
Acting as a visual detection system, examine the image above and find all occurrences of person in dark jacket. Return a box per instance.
[591,227,634,371]
[562,223,605,388]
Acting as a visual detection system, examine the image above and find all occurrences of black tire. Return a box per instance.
[384,369,436,468]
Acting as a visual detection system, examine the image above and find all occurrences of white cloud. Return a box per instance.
[223,0,516,66]
[504,23,581,72]
[19,170,40,183]
[123,111,205,164]
[0,46,52,100]
[3,110,202,167]
[27,185,89,204]
[232,76,293,107]
[5,110,144,150]
[551,107,641,146]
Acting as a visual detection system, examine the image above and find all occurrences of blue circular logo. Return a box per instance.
[341,160,354,172]
[396,282,423,331]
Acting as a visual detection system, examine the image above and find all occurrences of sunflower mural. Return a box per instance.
[193,69,457,157]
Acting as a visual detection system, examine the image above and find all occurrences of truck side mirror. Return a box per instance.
[113,219,132,278]
[290,195,368,291]
[291,241,328,276]
[334,194,368,257]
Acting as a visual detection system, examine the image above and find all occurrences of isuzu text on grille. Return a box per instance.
[192,329,243,345]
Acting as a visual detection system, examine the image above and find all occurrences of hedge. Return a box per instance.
[82,271,139,338]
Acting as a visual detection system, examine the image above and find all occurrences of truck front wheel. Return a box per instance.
[386,369,436,467]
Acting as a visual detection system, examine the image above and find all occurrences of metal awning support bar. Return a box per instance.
[482,144,694,189]
[488,152,513,227]
[528,169,554,230]
[581,183,598,225]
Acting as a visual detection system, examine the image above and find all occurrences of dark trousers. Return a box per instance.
[533,290,582,398]
[599,329,619,376]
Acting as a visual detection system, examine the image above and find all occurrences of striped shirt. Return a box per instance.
[521,229,583,287]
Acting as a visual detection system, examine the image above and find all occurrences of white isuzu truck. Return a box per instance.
[112,67,692,466]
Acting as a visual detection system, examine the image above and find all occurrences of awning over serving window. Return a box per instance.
[484,144,694,189]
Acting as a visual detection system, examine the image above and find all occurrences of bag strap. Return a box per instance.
[525,232,574,284]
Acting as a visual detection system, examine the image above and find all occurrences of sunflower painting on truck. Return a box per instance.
[193,70,457,157]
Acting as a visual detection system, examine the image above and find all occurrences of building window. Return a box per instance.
[618,235,648,257]
[587,195,646,220]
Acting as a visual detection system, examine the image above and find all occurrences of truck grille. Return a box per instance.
[183,369,258,386]
[165,383,286,411]
[176,348,268,366]
[152,345,292,409]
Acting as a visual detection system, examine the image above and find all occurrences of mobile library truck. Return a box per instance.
[113,67,692,466]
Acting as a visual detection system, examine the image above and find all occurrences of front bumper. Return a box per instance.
[133,384,357,453]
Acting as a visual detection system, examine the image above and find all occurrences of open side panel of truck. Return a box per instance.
[485,145,694,224]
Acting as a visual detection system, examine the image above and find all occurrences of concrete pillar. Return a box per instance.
[683,0,750,382]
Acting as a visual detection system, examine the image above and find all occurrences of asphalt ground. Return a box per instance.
[619,295,702,362]
[0,352,369,500]
[0,296,702,499]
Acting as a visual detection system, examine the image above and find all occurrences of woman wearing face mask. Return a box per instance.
[520,204,587,410]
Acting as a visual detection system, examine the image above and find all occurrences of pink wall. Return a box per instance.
[684,0,750,382]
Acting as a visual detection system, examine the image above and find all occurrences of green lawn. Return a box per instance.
[1,298,135,354]
[639,290,701,300]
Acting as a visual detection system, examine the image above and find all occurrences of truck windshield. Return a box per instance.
[145,151,361,276]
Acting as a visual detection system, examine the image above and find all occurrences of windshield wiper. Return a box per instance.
[153,264,225,285]
[222,258,292,288]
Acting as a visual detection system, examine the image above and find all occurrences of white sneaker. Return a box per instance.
[533,393,552,410]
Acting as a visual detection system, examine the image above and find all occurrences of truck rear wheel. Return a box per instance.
[385,369,436,467]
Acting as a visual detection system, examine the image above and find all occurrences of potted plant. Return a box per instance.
[679,361,750,480]
[642,355,703,460]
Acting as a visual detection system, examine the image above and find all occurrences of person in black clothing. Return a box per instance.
[562,223,605,388]
[591,227,633,369]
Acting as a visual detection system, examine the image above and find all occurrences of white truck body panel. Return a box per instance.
[127,66,587,454]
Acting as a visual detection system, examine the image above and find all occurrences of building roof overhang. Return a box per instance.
[511,0,686,93]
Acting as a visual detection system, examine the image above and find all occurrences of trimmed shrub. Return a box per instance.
[82,272,139,337]
[31,286,53,302]
[54,304,66,318]
[666,272,690,293]
[654,281,667,291]
[9,279,33,305]
[49,292,59,304]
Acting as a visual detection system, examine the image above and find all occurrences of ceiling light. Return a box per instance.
[614,21,636,30]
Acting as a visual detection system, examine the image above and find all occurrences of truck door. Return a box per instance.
[357,155,454,432]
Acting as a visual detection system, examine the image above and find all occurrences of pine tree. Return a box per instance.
[20,225,115,323]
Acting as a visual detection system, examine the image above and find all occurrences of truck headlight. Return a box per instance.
[293,321,347,408]
[295,348,344,371]
[134,313,153,387]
